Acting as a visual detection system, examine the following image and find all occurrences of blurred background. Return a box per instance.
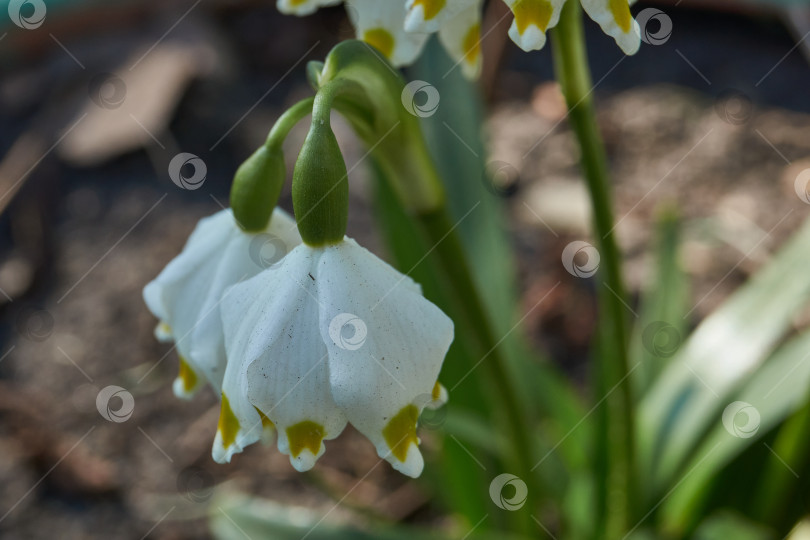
[0,0,809,538]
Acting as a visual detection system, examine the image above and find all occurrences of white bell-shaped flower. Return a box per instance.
[143,208,302,400]
[213,237,452,477]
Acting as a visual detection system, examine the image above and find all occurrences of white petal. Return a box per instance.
[221,245,348,472]
[172,356,201,400]
[144,208,238,397]
[143,209,300,400]
[154,322,173,343]
[188,209,301,394]
[346,0,430,66]
[213,283,268,463]
[211,373,266,463]
[438,1,483,79]
[404,0,473,33]
[424,382,448,409]
[318,238,453,477]
[143,209,234,324]
[503,0,565,52]
[276,0,342,16]
[580,0,640,55]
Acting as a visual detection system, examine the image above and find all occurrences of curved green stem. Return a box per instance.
[230,99,315,231]
[551,2,635,538]
[265,97,315,149]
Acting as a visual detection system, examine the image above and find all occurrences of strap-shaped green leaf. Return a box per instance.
[638,216,810,500]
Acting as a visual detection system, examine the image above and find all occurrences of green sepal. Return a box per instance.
[230,145,285,232]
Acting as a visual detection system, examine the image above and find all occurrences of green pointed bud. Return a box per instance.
[292,113,348,246]
[230,145,285,232]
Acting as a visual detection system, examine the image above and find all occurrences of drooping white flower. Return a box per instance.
[143,208,302,400]
[213,237,452,477]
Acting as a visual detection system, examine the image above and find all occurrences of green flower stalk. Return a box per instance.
[551,2,635,537]
[231,97,314,231]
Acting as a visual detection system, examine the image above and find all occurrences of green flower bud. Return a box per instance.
[292,111,348,246]
[230,146,285,232]
[228,97,314,232]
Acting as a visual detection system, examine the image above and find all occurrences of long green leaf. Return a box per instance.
[629,207,689,398]
[637,216,810,496]
[659,331,810,533]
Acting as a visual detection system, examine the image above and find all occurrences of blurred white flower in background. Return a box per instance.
[276,0,640,79]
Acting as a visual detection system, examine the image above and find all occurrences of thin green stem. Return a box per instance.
[265,97,315,149]
[230,99,315,231]
[551,3,635,538]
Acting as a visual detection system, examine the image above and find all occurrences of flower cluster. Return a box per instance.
[144,210,453,477]
[277,0,640,78]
